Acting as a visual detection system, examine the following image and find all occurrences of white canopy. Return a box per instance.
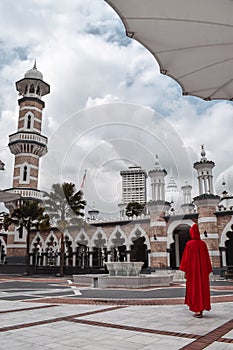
[106,0,233,100]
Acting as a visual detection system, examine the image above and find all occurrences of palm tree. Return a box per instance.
[44,182,86,276]
[3,200,49,275]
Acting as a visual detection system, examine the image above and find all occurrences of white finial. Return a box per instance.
[169,166,173,178]
[155,154,160,168]
[33,59,37,70]
[201,144,207,160]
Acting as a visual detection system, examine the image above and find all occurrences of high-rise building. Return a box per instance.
[120,166,147,205]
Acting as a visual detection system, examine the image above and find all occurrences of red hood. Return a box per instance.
[190,224,201,240]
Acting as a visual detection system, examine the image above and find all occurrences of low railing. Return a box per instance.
[87,214,150,224]
[4,188,44,200]
[9,132,47,146]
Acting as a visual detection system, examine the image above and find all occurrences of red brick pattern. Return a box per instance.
[29,294,233,306]
[0,276,232,349]
[0,303,232,349]
[180,320,233,349]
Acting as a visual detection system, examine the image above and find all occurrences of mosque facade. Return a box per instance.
[0,66,233,274]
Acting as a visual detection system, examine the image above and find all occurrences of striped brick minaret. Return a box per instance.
[148,155,170,268]
[193,145,220,268]
[6,62,50,201]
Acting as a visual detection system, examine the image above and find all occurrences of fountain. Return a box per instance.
[104,262,144,276]
[73,261,173,288]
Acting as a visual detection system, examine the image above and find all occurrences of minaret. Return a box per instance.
[148,155,167,202]
[193,145,215,195]
[6,62,50,201]
[148,155,170,269]
[193,145,220,268]
[180,180,194,213]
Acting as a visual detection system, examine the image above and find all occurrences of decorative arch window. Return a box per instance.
[24,112,34,130]
[27,115,31,129]
[29,84,35,93]
[36,85,40,95]
[18,225,23,239]
[20,163,30,184]
[23,165,28,181]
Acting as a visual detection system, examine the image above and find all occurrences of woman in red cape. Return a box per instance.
[180,223,212,318]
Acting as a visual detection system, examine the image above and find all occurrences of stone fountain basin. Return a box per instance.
[97,274,173,288]
[73,273,173,288]
[105,261,144,276]
[73,262,174,288]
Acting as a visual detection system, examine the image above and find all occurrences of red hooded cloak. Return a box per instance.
[179,224,212,312]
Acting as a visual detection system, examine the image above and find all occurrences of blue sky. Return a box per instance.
[0,0,233,216]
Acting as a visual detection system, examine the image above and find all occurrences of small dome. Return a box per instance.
[24,62,43,80]
[215,165,233,196]
[165,176,182,208]
[167,176,178,190]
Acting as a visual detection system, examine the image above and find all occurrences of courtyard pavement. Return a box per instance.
[0,275,232,350]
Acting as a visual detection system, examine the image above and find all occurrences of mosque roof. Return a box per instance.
[24,61,43,80]
[166,176,178,190]
[215,165,233,197]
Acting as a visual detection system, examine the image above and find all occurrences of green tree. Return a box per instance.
[44,182,86,276]
[125,202,145,217]
[3,200,49,275]
[44,183,86,221]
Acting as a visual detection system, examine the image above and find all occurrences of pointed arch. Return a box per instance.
[128,224,150,248]
[74,229,90,247]
[23,165,28,181]
[167,219,193,248]
[220,215,233,247]
[29,84,35,93]
[24,112,34,131]
[30,232,44,253]
[44,231,59,250]
[36,85,41,96]
[20,162,30,184]
[63,229,74,246]
[90,228,107,249]
[109,225,127,249]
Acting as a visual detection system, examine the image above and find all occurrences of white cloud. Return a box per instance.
[85,95,120,108]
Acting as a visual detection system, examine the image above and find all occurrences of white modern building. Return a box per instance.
[120,166,147,205]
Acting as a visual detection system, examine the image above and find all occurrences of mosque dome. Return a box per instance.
[215,165,233,197]
[165,175,182,209]
[24,62,43,80]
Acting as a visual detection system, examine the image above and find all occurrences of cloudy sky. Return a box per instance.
[1,0,233,216]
